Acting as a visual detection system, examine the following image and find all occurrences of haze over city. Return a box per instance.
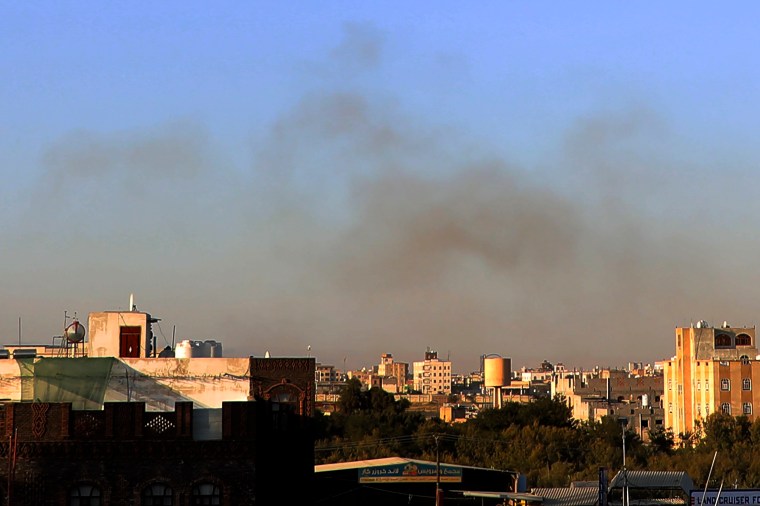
[3,3,760,372]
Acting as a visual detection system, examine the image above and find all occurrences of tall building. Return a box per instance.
[663,321,758,437]
[413,349,452,395]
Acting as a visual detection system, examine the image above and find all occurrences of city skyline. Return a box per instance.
[4,4,760,373]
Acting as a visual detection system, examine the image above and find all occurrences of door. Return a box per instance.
[119,326,141,358]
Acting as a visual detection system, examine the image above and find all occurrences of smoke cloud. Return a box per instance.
[4,23,760,372]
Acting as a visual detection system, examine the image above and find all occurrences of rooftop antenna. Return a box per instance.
[171,325,176,348]
[17,317,21,346]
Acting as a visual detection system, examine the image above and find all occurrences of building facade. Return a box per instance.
[663,322,758,437]
[413,350,452,395]
[377,354,409,393]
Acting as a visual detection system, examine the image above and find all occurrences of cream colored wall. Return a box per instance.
[107,357,251,410]
[88,311,149,358]
[0,361,22,402]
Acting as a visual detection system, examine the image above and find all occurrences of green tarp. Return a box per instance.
[22,357,116,410]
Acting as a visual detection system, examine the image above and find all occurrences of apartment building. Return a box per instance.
[663,321,758,437]
[413,349,452,395]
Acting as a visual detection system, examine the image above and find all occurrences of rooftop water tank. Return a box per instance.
[65,320,86,343]
[484,357,512,388]
[202,340,223,358]
[175,340,193,359]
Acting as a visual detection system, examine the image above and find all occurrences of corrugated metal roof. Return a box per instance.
[315,457,511,474]
[609,470,694,493]
[531,486,599,506]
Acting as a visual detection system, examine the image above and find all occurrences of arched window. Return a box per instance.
[191,483,221,506]
[721,403,731,414]
[741,355,751,365]
[265,382,304,429]
[743,378,752,391]
[737,334,752,346]
[70,484,101,506]
[142,483,173,506]
[715,334,732,348]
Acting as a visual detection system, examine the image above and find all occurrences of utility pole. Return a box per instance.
[435,434,441,506]
[621,422,628,506]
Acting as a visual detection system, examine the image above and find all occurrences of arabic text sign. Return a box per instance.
[358,462,463,483]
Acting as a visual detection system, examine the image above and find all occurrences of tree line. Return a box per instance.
[315,378,760,489]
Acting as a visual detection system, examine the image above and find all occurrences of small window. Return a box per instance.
[668,380,672,390]
[722,403,731,415]
[142,484,173,506]
[721,379,730,391]
[743,378,752,391]
[744,403,753,415]
[705,404,710,414]
[697,380,701,390]
[668,403,673,413]
[70,484,101,506]
[706,382,710,391]
[741,355,751,365]
[191,483,221,506]
[697,404,701,415]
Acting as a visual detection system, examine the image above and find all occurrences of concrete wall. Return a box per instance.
[108,357,251,410]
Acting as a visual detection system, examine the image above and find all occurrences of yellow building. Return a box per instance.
[663,321,758,437]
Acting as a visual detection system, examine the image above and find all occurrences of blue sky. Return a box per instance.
[3,3,760,371]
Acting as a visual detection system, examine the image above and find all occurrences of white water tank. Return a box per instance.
[484,357,512,387]
[175,340,193,359]
[642,394,649,407]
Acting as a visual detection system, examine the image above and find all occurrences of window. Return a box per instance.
[668,403,672,413]
[741,355,751,365]
[678,384,683,394]
[706,404,710,414]
[142,484,173,506]
[191,483,221,506]
[706,382,709,391]
[668,380,672,390]
[744,403,753,415]
[697,404,701,415]
[721,379,731,391]
[70,484,101,506]
[715,334,732,348]
[737,334,752,346]
[743,378,752,391]
[697,380,701,390]
[722,403,731,415]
